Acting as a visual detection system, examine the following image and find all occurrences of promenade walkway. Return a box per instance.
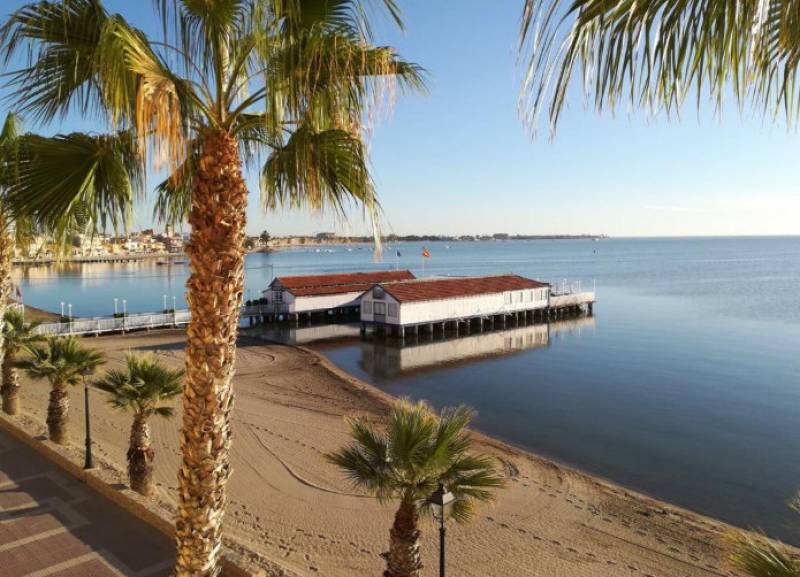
[0,429,174,577]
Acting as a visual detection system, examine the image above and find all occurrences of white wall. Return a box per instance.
[292,291,362,313]
[361,286,549,326]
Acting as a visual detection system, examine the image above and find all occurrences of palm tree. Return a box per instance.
[18,336,104,444]
[328,400,505,577]
[1,2,423,574]
[0,307,44,415]
[519,0,800,135]
[96,353,183,497]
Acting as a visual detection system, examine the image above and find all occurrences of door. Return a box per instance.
[374,301,387,323]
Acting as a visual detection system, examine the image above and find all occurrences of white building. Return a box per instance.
[360,275,550,329]
[262,270,416,317]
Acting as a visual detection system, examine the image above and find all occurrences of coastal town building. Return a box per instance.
[359,275,552,336]
[262,270,416,318]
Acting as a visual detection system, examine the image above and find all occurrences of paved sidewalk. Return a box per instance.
[0,429,174,577]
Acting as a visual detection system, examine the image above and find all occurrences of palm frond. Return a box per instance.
[0,0,109,123]
[262,124,376,216]
[20,336,104,387]
[7,131,143,243]
[519,0,800,135]
[3,307,44,357]
[95,352,183,416]
[329,399,504,523]
[730,532,800,577]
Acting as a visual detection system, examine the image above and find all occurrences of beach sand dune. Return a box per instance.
[16,330,750,577]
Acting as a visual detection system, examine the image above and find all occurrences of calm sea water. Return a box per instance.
[14,237,800,542]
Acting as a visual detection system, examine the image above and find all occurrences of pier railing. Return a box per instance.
[34,305,275,337]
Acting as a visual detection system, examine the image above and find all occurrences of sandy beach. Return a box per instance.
[13,329,752,577]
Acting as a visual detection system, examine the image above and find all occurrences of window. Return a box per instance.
[373,287,385,299]
[374,302,387,315]
[517,291,523,303]
[363,301,373,314]
[388,303,399,317]
[273,291,283,303]
[525,290,533,302]
[504,292,512,304]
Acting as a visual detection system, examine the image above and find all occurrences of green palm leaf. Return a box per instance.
[95,352,183,417]
[519,0,800,134]
[329,399,506,523]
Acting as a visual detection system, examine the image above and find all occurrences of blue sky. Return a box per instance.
[2,0,798,237]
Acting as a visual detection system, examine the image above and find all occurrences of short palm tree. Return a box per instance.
[1,2,423,574]
[0,307,43,415]
[96,353,183,497]
[19,336,104,444]
[328,400,505,577]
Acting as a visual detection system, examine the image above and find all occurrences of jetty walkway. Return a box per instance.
[33,305,273,337]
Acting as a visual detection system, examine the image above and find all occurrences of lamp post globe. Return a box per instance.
[427,483,455,577]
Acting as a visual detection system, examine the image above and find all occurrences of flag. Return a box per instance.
[422,247,431,258]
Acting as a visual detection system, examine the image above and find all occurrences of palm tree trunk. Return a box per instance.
[128,413,154,496]
[1,355,20,415]
[175,130,247,577]
[0,220,13,415]
[47,381,69,445]
[385,495,422,577]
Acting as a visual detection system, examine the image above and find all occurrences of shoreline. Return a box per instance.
[12,329,765,576]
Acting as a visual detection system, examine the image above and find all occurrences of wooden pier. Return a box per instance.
[361,290,595,341]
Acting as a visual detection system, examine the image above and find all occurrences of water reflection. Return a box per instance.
[255,315,595,380]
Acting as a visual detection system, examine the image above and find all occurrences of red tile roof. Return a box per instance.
[274,270,415,295]
[378,275,549,303]
[289,283,382,297]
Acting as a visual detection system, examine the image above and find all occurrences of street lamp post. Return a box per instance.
[122,299,127,332]
[67,304,72,333]
[114,298,118,315]
[163,294,167,312]
[60,301,65,318]
[427,484,455,577]
[82,367,94,469]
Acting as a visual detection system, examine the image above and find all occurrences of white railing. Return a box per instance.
[33,305,273,337]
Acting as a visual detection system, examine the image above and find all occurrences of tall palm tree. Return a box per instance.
[519,0,800,134]
[0,307,44,415]
[1,2,424,574]
[328,400,505,577]
[96,353,183,497]
[19,336,104,444]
